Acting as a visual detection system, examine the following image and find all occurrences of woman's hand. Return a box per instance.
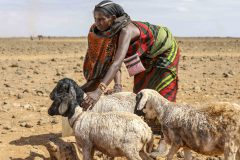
[81,88,103,110]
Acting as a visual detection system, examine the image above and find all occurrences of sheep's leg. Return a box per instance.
[224,140,238,160]
[139,140,154,160]
[125,154,142,160]
[82,146,93,160]
[183,148,192,160]
[76,139,93,160]
[139,151,154,160]
[122,147,142,160]
[166,144,180,160]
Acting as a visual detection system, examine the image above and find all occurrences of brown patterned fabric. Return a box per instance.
[83,25,119,83]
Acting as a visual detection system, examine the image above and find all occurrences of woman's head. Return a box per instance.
[94,1,125,31]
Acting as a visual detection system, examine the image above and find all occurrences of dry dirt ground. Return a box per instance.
[0,37,239,160]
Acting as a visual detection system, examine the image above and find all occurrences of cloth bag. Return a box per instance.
[124,54,146,76]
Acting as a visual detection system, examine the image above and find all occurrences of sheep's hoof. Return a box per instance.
[150,139,169,158]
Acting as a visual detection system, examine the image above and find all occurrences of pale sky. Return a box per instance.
[0,0,240,37]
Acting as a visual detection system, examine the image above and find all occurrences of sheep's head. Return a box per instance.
[135,89,159,120]
[48,84,77,117]
[49,78,84,104]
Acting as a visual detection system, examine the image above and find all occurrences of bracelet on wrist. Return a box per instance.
[98,82,107,93]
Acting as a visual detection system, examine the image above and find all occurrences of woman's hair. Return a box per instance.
[94,0,125,18]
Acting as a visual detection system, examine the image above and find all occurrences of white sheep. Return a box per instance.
[48,86,154,160]
[49,78,137,137]
[61,91,137,137]
[136,89,240,160]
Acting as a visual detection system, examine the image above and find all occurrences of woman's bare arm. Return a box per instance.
[101,27,131,85]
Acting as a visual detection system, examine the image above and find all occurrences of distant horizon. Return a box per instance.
[1,0,240,37]
[1,36,240,39]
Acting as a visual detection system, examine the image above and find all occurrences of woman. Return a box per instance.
[82,0,180,108]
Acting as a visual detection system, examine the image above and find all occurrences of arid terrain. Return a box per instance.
[0,37,239,160]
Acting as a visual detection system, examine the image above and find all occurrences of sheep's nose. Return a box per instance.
[48,108,54,116]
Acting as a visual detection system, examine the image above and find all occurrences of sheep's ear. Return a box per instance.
[69,86,77,100]
[136,91,149,110]
[59,101,68,115]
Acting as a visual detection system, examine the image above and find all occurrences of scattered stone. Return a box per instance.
[209,57,215,61]
[21,103,35,111]
[12,115,16,118]
[23,89,29,93]
[228,70,235,76]
[182,55,187,60]
[33,70,39,74]
[16,94,23,99]
[19,122,33,128]
[33,157,44,160]
[176,151,184,158]
[207,156,221,160]
[80,56,85,60]
[51,119,58,124]
[10,63,19,67]
[36,90,44,96]
[4,83,10,87]
[12,103,21,107]
[25,123,33,128]
[192,86,201,93]
[37,118,49,126]
[10,128,17,132]
[56,71,61,76]
[3,126,11,130]
[222,72,230,78]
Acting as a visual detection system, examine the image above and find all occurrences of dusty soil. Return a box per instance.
[0,37,239,160]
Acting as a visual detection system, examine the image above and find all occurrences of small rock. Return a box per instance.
[4,83,10,87]
[22,104,34,110]
[209,57,215,61]
[19,122,27,127]
[37,118,48,125]
[223,72,230,78]
[192,86,201,92]
[228,70,235,76]
[33,70,39,74]
[3,126,11,130]
[25,123,33,128]
[23,89,29,93]
[10,64,19,67]
[12,103,21,107]
[51,119,58,124]
[36,90,44,96]
[80,56,85,60]
[176,151,184,158]
[207,156,219,160]
[16,94,23,99]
